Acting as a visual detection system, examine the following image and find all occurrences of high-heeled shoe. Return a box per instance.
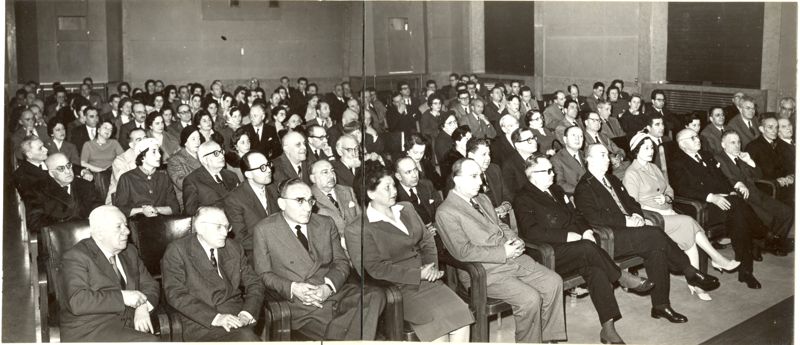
[711,259,741,273]
[688,285,712,301]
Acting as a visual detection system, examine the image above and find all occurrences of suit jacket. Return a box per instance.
[501,152,528,201]
[182,167,240,215]
[167,121,188,139]
[569,95,590,112]
[483,163,511,206]
[554,118,584,144]
[161,235,264,337]
[584,131,625,157]
[11,126,50,152]
[491,134,516,167]
[573,171,644,228]
[44,140,81,166]
[714,152,768,203]
[27,178,102,232]
[117,121,145,150]
[514,181,590,245]
[395,179,441,225]
[450,104,472,122]
[600,116,626,139]
[585,95,604,113]
[728,114,761,148]
[253,213,350,301]
[224,181,280,252]
[60,239,159,342]
[326,94,347,124]
[551,148,586,194]
[332,159,359,187]
[532,127,560,155]
[242,123,281,160]
[700,124,726,156]
[13,160,51,204]
[68,125,96,153]
[436,192,527,285]
[311,184,362,237]
[484,101,505,125]
[543,104,565,131]
[434,130,454,165]
[385,106,421,154]
[746,136,793,180]
[459,113,497,139]
[272,153,311,186]
[667,149,734,201]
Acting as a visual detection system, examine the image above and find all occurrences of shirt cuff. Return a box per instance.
[239,311,254,324]
[734,182,746,190]
[289,282,296,299]
[705,193,714,202]
[324,277,337,293]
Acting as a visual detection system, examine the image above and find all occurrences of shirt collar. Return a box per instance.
[283,216,307,235]
[450,189,473,204]
[247,179,266,193]
[94,239,118,260]
[366,203,405,224]
[726,152,739,162]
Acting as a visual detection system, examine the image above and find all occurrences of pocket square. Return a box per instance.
[348,201,355,208]
[428,199,434,204]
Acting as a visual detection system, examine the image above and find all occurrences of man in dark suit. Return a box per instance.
[309,159,362,244]
[242,104,281,159]
[551,126,586,194]
[224,152,280,260]
[332,135,362,187]
[575,144,720,322]
[554,99,585,142]
[669,129,766,289]
[727,96,761,148]
[59,206,159,342]
[394,157,442,228]
[464,138,512,223]
[252,180,384,339]
[502,128,538,201]
[68,106,100,152]
[723,92,744,124]
[28,153,102,233]
[183,141,240,215]
[13,136,52,204]
[645,90,681,140]
[437,158,565,343]
[440,73,459,100]
[484,86,506,130]
[585,82,605,113]
[118,102,148,150]
[514,153,650,344]
[272,131,311,186]
[162,206,264,341]
[700,106,727,156]
[306,125,333,161]
[450,90,472,123]
[745,115,795,205]
[491,114,520,167]
[544,91,567,131]
[385,92,421,157]
[168,104,193,138]
[566,84,589,112]
[10,108,50,153]
[326,83,347,124]
[718,131,792,255]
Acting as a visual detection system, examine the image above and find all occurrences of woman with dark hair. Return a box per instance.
[420,94,446,140]
[145,111,180,160]
[152,92,165,112]
[224,127,251,182]
[233,86,250,116]
[271,107,289,138]
[190,83,205,97]
[117,81,131,96]
[203,98,222,126]
[160,107,175,129]
[304,94,320,122]
[220,91,234,119]
[167,125,204,210]
[623,132,740,301]
[619,94,647,136]
[193,110,224,145]
[404,133,443,189]
[286,113,305,133]
[440,125,472,180]
[433,114,459,165]
[81,119,124,198]
[46,118,81,166]
[143,79,157,105]
[219,106,244,153]
[501,94,523,120]
[115,138,180,217]
[164,84,179,111]
[347,161,472,342]
[523,110,558,156]
[117,98,134,126]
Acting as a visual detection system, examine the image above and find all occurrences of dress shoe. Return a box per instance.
[753,246,763,262]
[619,274,655,293]
[738,272,762,289]
[686,271,720,291]
[765,237,788,256]
[601,337,626,344]
[651,305,688,323]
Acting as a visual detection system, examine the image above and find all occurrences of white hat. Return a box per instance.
[629,131,651,151]
[134,137,160,155]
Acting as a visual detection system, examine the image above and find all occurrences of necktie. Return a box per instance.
[209,248,218,269]
[215,174,223,183]
[314,150,320,159]
[480,173,491,194]
[296,165,302,177]
[470,198,487,218]
[327,193,341,212]
[747,120,756,136]
[574,153,582,167]
[409,188,420,204]
[256,127,261,140]
[694,154,707,167]
[295,225,309,251]
[595,135,601,145]
[28,129,35,136]
[109,256,126,288]
[602,178,629,216]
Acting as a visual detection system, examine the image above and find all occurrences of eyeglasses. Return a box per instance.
[53,162,73,173]
[342,147,360,154]
[654,98,665,102]
[516,137,536,144]
[246,161,273,172]
[203,149,224,158]
[280,196,316,207]
[532,168,554,175]
[198,221,232,232]
[309,134,328,139]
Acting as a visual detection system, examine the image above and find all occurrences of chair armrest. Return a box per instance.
[523,241,555,270]
[673,196,708,225]
[38,269,49,343]
[263,289,291,341]
[755,179,777,198]
[438,251,489,314]
[380,284,404,341]
[642,210,664,229]
[154,308,170,341]
[593,226,615,258]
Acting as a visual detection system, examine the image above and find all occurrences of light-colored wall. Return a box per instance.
[121,0,353,90]
[763,2,797,111]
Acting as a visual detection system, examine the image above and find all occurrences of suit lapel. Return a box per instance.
[117,249,137,290]
[276,216,314,275]
[87,239,125,288]
[188,236,226,284]
[244,182,269,217]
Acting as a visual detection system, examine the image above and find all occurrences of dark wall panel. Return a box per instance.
[484,1,534,76]
[15,1,39,83]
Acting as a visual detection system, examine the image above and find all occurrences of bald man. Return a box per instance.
[60,206,159,342]
[272,131,311,186]
[183,140,240,215]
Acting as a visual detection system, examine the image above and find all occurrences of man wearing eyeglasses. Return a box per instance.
[118,101,148,150]
[727,95,761,148]
[272,131,311,187]
[451,90,472,122]
[167,104,193,138]
[306,125,333,161]
[331,135,362,187]
[27,152,102,233]
[162,206,264,341]
[183,141,240,215]
[253,179,385,340]
[645,89,681,139]
[224,151,280,262]
[502,128,538,201]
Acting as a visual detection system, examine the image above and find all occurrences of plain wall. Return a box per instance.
[120,0,355,91]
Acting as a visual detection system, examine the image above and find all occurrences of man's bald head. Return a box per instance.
[89,206,130,255]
